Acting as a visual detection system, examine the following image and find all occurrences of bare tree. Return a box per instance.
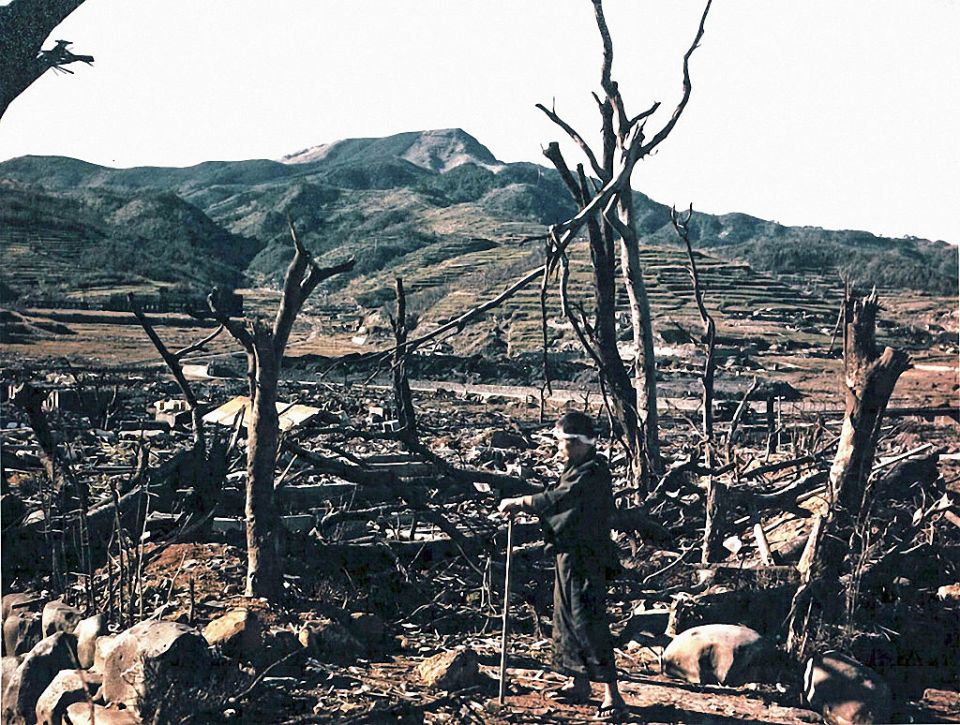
[786,286,911,658]
[671,205,717,458]
[0,0,93,119]
[538,0,712,487]
[207,222,354,599]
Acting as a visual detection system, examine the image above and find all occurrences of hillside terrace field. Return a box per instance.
[3,240,956,418]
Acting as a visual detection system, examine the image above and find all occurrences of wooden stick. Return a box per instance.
[754,522,773,566]
[498,517,515,705]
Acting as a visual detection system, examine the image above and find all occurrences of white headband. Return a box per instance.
[554,431,596,446]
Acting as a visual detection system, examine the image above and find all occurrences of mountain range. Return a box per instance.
[1,128,956,311]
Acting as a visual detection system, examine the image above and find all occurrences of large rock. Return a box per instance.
[202,609,261,661]
[804,651,892,725]
[661,624,765,685]
[63,703,141,725]
[34,669,102,725]
[1,632,78,725]
[2,594,41,627]
[417,648,480,691]
[100,621,209,709]
[92,635,117,673]
[4,611,43,657]
[72,616,105,670]
[298,620,362,661]
[2,655,22,695]
[41,603,82,639]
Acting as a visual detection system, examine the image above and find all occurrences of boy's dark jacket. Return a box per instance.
[527,453,621,574]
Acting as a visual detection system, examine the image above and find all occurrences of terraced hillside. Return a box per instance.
[0,184,258,302]
[378,240,845,355]
[1,129,955,337]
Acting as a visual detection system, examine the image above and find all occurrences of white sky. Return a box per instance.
[0,0,958,243]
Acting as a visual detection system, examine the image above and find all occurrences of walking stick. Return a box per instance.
[498,515,515,705]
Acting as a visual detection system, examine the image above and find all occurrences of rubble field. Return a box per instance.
[1,294,958,724]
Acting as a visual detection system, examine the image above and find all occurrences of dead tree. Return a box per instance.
[207,222,354,599]
[671,205,722,562]
[0,0,92,118]
[538,0,712,488]
[12,383,93,605]
[786,287,911,658]
[671,205,717,458]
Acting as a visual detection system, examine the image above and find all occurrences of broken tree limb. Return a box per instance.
[129,295,208,452]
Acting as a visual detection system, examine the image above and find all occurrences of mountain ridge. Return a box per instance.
[0,128,956,306]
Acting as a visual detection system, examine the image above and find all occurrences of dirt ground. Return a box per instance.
[2,290,958,724]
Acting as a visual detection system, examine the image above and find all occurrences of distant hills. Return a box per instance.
[1,127,956,310]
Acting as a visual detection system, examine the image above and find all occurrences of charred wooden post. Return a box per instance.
[208,221,353,599]
[786,288,911,658]
[701,478,727,564]
[390,278,418,447]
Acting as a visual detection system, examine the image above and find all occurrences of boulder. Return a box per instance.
[100,621,209,709]
[661,624,765,685]
[202,609,261,661]
[804,651,892,725]
[2,594,41,626]
[1,632,78,725]
[72,616,105,670]
[63,703,141,725]
[3,655,22,695]
[41,602,82,639]
[34,669,102,725]
[417,648,480,691]
[298,620,362,661]
[92,635,117,673]
[4,611,43,657]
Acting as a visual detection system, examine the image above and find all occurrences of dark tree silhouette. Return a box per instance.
[0,0,93,119]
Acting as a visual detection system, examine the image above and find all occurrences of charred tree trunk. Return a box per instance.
[616,187,662,474]
[701,478,727,564]
[390,278,418,447]
[209,223,354,600]
[244,324,283,598]
[786,288,911,657]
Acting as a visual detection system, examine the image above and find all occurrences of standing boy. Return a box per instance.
[498,411,627,721]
